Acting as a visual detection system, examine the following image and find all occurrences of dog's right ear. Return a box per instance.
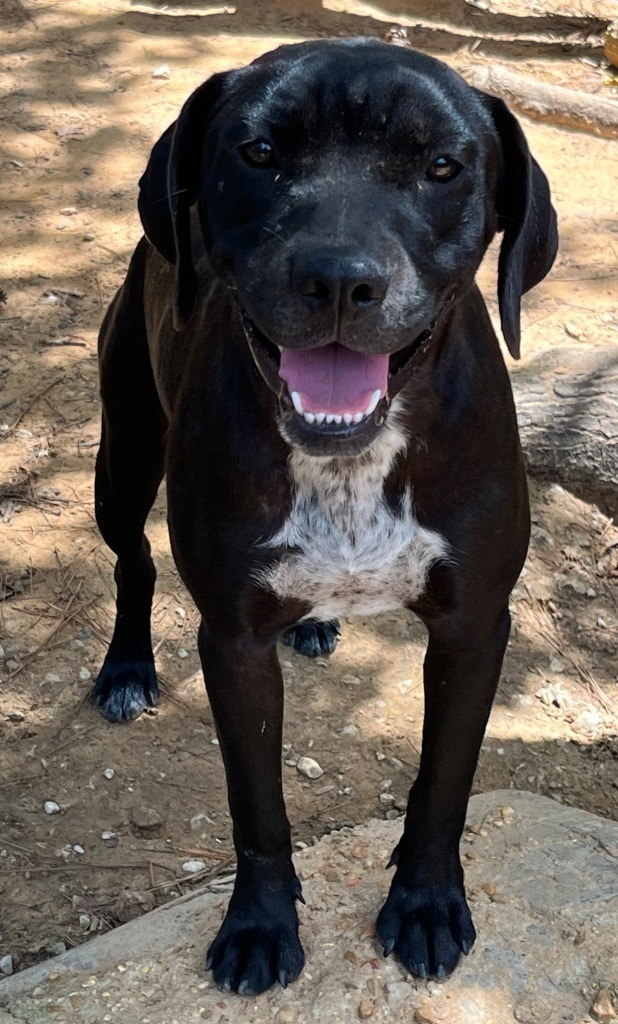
[138,73,228,331]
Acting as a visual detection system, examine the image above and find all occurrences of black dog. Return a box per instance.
[93,39,557,995]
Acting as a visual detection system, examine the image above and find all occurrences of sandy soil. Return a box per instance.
[1,0,617,974]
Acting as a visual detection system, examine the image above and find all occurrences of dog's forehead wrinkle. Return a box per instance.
[235,56,479,157]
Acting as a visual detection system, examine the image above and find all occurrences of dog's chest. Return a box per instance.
[258,430,448,620]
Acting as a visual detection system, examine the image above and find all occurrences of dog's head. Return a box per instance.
[139,39,557,456]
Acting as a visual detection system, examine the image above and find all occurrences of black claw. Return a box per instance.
[436,964,446,980]
[278,970,288,989]
[386,849,399,870]
[461,939,471,956]
[205,955,214,971]
[222,979,232,993]
[238,980,250,995]
[383,938,395,957]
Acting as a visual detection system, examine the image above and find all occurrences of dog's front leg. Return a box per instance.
[198,621,304,995]
[377,604,511,979]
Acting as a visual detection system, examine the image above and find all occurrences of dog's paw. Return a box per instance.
[376,873,476,980]
[92,657,159,722]
[281,618,340,658]
[206,891,305,995]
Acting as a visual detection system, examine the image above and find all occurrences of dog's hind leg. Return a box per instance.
[281,618,340,657]
[92,267,168,722]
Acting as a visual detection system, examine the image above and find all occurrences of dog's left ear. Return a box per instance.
[479,93,558,359]
[138,73,228,331]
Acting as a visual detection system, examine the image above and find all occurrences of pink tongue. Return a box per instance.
[279,344,389,415]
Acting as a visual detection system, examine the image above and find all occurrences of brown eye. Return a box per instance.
[240,140,277,168]
[426,156,462,182]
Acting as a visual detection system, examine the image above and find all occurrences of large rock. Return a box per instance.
[1,791,616,1024]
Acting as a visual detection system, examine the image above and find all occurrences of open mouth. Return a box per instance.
[240,313,434,444]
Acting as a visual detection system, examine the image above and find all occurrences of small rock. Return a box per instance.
[297,756,324,779]
[101,831,117,843]
[82,233,95,242]
[79,914,90,929]
[549,657,564,673]
[574,708,602,732]
[6,660,19,672]
[358,1002,375,1020]
[597,617,608,628]
[414,1003,438,1024]
[152,64,171,79]
[113,890,155,923]
[397,679,414,694]
[276,1009,297,1023]
[0,644,4,658]
[386,981,411,1005]
[8,711,25,722]
[182,859,206,873]
[341,674,361,686]
[190,812,214,831]
[45,673,61,684]
[0,954,13,976]
[73,845,85,855]
[44,801,60,815]
[375,751,386,761]
[79,666,91,681]
[177,648,188,659]
[564,320,584,340]
[366,978,381,997]
[103,769,115,780]
[379,792,395,806]
[340,724,359,736]
[590,989,617,1021]
[130,805,164,832]
[536,682,569,709]
[47,940,67,956]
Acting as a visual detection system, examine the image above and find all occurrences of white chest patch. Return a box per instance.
[257,418,449,620]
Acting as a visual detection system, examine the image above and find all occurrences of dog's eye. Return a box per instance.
[240,140,278,168]
[426,156,463,182]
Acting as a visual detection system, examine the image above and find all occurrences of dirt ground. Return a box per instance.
[1,0,617,976]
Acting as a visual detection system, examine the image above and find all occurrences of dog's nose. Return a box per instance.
[293,252,389,320]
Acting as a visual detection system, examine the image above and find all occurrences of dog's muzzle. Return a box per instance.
[237,304,444,455]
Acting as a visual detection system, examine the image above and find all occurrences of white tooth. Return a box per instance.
[343,413,353,425]
[314,413,326,425]
[303,412,315,424]
[365,389,382,415]
[333,414,342,424]
[291,391,304,415]
[353,412,364,424]
[326,414,335,424]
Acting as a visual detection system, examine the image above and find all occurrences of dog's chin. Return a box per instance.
[278,406,384,457]
[240,315,435,458]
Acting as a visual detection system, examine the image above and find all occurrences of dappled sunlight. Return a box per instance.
[1,0,616,977]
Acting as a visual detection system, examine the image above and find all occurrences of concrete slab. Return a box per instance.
[1,791,616,1023]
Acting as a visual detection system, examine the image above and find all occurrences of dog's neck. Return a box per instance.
[285,400,408,510]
